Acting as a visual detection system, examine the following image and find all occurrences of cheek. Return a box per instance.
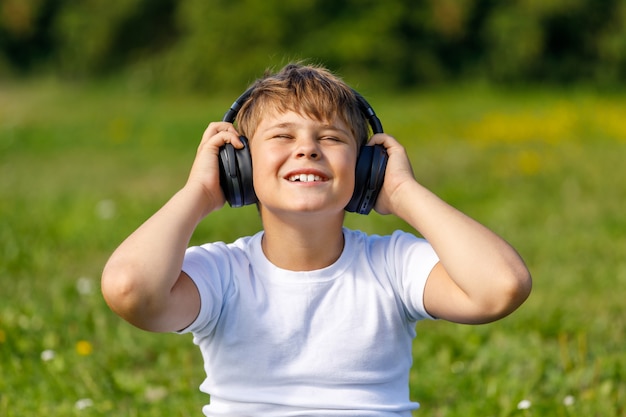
[342,152,359,177]
[336,153,358,194]
[249,146,281,193]
[250,146,275,174]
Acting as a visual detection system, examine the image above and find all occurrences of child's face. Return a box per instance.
[249,109,359,216]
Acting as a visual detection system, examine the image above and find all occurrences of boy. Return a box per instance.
[102,63,531,416]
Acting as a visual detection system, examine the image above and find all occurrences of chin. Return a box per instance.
[261,200,347,216]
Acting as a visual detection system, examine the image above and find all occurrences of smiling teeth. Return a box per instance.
[289,174,322,182]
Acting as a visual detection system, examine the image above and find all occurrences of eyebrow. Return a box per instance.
[267,122,297,130]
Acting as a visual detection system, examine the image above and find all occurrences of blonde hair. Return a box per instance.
[236,63,370,145]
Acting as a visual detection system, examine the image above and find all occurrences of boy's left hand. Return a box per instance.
[366,133,417,215]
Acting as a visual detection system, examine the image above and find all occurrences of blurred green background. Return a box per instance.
[1,1,625,416]
[3,0,626,91]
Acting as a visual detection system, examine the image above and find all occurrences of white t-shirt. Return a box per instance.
[180,228,439,416]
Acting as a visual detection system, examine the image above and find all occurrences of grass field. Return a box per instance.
[1,79,625,416]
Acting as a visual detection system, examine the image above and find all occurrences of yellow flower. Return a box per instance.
[518,150,541,176]
[76,340,93,356]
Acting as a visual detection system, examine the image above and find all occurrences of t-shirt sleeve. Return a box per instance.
[176,244,232,335]
[388,230,440,321]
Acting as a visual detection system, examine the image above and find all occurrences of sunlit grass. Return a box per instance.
[1,80,624,416]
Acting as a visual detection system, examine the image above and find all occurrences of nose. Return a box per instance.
[295,136,320,160]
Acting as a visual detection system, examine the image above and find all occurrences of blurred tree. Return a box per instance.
[594,1,626,83]
[1,0,625,89]
[482,0,626,84]
[0,0,61,75]
[52,0,178,78]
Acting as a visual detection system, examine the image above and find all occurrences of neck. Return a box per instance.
[260,210,346,271]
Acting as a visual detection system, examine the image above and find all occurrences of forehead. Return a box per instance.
[253,109,356,142]
[256,108,348,128]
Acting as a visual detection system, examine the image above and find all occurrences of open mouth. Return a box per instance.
[287,174,324,183]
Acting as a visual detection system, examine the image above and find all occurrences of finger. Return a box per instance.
[225,134,245,148]
[366,132,397,147]
[200,123,243,149]
[206,121,240,135]
[202,122,240,142]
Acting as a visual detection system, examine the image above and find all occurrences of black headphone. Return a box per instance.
[218,88,387,214]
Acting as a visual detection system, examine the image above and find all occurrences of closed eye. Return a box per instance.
[320,135,349,144]
[272,133,293,140]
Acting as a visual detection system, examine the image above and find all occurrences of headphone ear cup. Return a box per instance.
[234,136,257,206]
[345,145,388,214]
[345,146,372,213]
[218,136,257,207]
[218,142,240,207]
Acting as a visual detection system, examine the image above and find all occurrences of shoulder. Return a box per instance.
[343,227,433,255]
[182,232,262,291]
[342,227,438,278]
[185,233,260,265]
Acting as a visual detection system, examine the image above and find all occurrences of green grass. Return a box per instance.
[1,79,625,416]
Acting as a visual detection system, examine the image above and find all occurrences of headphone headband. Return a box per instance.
[223,87,254,124]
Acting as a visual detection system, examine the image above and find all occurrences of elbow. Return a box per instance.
[485,265,532,322]
[101,266,133,314]
[509,262,533,307]
[101,264,157,331]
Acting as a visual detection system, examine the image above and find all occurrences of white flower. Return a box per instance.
[563,395,575,406]
[41,349,55,361]
[450,361,465,374]
[76,276,93,295]
[145,386,168,402]
[75,398,94,410]
[96,199,116,220]
[517,399,532,410]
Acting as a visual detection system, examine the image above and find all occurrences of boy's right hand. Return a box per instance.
[186,122,244,214]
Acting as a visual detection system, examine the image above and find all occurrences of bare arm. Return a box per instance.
[101,123,242,332]
[370,134,532,324]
